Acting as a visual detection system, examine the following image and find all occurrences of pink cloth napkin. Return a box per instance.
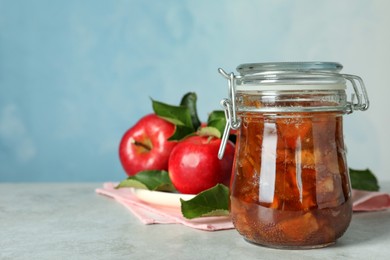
[351,189,390,211]
[95,182,234,231]
[96,182,390,231]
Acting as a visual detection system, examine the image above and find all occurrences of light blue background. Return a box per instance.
[1,0,389,182]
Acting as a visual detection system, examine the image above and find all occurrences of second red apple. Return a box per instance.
[168,135,235,194]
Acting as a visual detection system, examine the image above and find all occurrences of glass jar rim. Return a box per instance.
[236,62,343,75]
[235,62,346,91]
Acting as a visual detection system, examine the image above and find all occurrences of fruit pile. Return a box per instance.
[117,92,235,213]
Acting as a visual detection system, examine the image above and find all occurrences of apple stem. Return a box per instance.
[131,139,152,151]
[206,135,213,144]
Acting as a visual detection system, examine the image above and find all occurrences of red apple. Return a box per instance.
[168,135,235,194]
[119,114,177,176]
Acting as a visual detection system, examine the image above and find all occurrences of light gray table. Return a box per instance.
[1,182,389,260]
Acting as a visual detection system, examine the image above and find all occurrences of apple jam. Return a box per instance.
[218,62,369,249]
[230,110,352,248]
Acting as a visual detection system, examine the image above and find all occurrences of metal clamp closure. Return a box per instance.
[218,68,241,159]
[342,74,370,113]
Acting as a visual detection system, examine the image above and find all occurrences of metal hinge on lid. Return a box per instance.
[217,68,241,159]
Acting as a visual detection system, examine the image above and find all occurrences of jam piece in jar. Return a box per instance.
[230,110,352,248]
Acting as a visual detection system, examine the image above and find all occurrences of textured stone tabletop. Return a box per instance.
[1,182,389,260]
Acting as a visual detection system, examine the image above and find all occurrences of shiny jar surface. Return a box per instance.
[230,108,352,248]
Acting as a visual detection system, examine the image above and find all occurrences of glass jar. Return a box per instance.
[217,62,369,249]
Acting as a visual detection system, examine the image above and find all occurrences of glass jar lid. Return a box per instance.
[236,62,343,75]
[235,62,346,91]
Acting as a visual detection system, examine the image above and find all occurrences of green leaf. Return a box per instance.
[116,170,177,192]
[152,98,194,128]
[151,98,196,140]
[116,179,148,190]
[207,110,226,136]
[168,125,195,141]
[207,110,225,122]
[197,126,221,138]
[180,184,230,219]
[180,92,201,130]
[349,168,380,191]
